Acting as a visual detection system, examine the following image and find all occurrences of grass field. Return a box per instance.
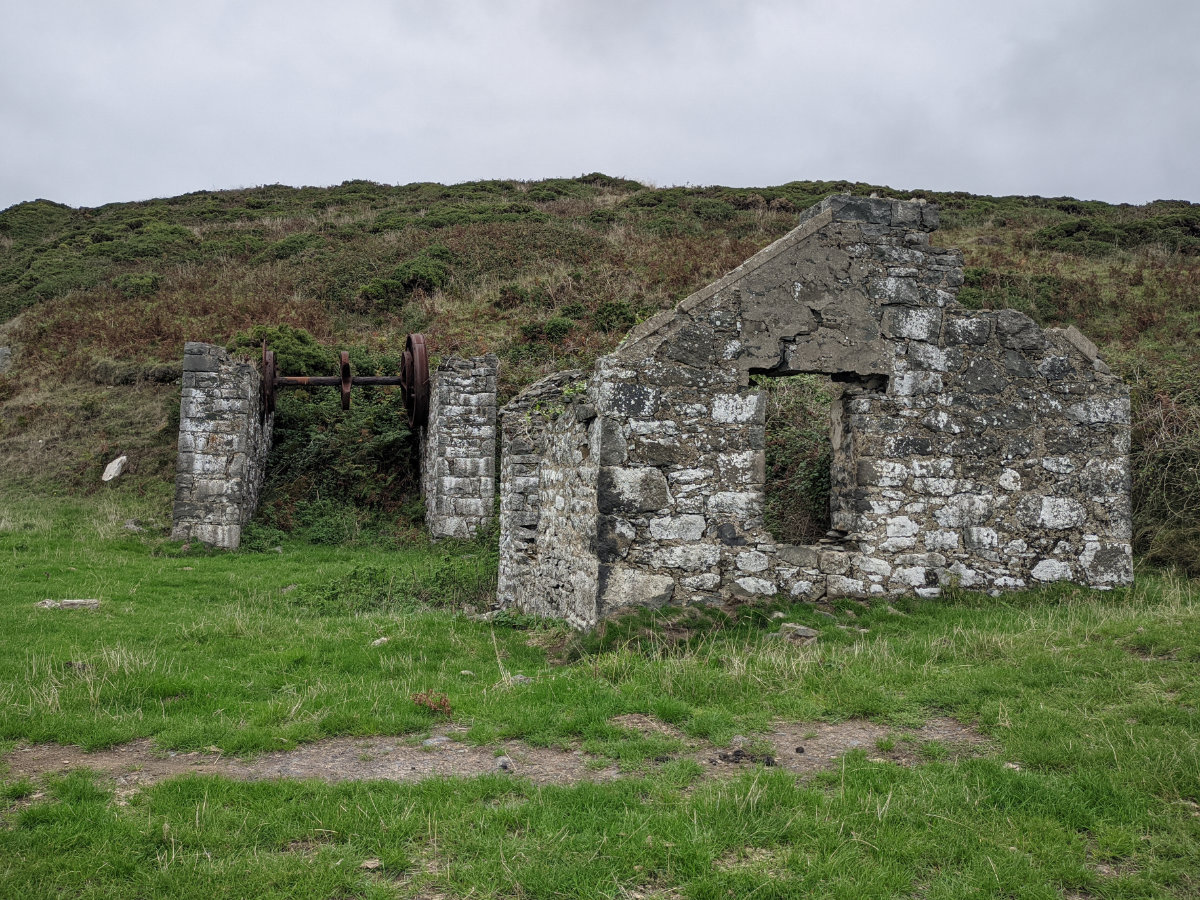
[2,175,1199,895]
[1,494,1197,898]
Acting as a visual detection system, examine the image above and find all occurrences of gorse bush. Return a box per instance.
[262,232,323,260]
[357,245,453,309]
[111,272,161,297]
[592,300,637,333]
[691,198,736,222]
[228,324,333,376]
[256,343,417,541]
[1033,210,1200,256]
[956,267,1075,323]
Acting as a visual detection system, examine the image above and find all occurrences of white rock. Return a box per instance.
[892,566,927,587]
[712,393,762,424]
[1040,457,1076,474]
[651,545,721,569]
[1036,497,1086,529]
[648,515,706,541]
[853,555,892,578]
[735,550,770,573]
[924,530,960,551]
[734,576,777,596]
[102,455,128,482]
[37,598,100,610]
[998,469,1022,491]
[1031,559,1073,582]
[706,491,761,518]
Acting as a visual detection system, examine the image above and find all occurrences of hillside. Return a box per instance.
[0,176,1197,571]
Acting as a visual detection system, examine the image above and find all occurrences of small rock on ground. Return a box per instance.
[36,599,100,610]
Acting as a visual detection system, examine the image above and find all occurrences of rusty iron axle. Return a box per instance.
[261,333,430,427]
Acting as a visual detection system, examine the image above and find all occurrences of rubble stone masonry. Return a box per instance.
[499,196,1132,628]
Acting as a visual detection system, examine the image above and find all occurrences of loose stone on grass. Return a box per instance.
[36,598,100,610]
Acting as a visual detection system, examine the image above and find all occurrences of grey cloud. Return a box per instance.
[1,0,1196,209]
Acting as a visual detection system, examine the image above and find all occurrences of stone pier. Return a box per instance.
[422,354,499,539]
[170,342,272,549]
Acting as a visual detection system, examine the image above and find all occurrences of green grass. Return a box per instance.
[1,495,1198,897]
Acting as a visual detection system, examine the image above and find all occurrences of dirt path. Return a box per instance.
[2,717,989,797]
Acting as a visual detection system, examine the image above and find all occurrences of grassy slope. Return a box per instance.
[2,175,1198,567]
[0,497,1197,898]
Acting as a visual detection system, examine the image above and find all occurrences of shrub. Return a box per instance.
[202,233,266,257]
[412,692,452,717]
[542,316,573,343]
[758,375,835,544]
[587,208,618,227]
[0,199,75,246]
[641,215,698,237]
[592,300,636,333]
[577,172,643,192]
[497,283,530,309]
[1130,375,1200,576]
[391,255,451,294]
[111,272,161,297]
[1033,211,1200,256]
[955,268,1074,323]
[263,232,323,259]
[228,324,333,376]
[419,202,547,229]
[358,247,453,308]
[257,345,416,525]
[86,223,197,261]
[692,198,736,222]
[15,248,101,300]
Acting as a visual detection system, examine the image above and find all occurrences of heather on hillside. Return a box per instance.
[1,176,1197,570]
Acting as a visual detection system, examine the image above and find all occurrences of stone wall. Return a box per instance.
[422,354,499,539]
[496,370,600,627]
[499,195,1133,629]
[170,342,272,549]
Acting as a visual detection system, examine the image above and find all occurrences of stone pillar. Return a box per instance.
[422,354,499,539]
[170,342,272,549]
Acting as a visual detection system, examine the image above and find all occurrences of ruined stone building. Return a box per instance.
[498,196,1133,629]
[167,194,1132,632]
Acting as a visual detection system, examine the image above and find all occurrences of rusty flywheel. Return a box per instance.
[260,333,430,427]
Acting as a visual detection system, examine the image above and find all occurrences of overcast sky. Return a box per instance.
[2,0,1197,211]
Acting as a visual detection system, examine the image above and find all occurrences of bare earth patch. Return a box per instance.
[2,717,990,796]
[700,717,991,776]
